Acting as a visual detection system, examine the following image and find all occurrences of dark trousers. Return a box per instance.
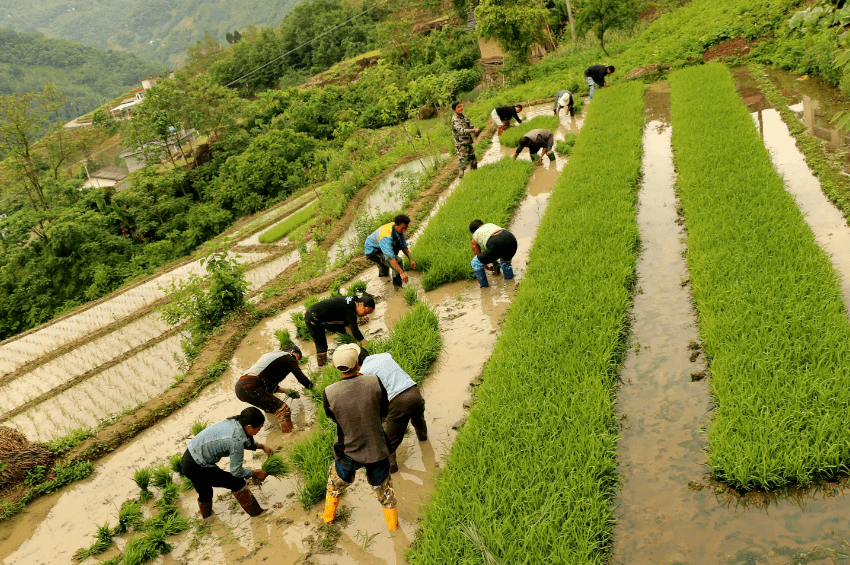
[366,252,402,286]
[334,454,390,486]
[384,386,426,454]
[235,376,283,413]
[477,230,518,265]
[181,449,246,503]
[305,312,347,355]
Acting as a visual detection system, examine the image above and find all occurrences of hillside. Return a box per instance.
[0,29,163,122]
[0,0,305,64]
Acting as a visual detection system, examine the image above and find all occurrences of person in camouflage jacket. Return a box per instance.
[451,101,481,178]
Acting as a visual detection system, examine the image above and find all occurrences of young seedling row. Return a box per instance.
[669,64,850,490]
[408,82,645,564]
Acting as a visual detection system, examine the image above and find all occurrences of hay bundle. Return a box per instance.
[0,426,53,486]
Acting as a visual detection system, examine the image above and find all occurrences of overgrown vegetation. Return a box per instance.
[408,82,644,564]
[670,64,850,490]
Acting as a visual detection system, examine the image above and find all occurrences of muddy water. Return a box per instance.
[0,118,562,565]
[612,82,850,564]
[327,158,437,262]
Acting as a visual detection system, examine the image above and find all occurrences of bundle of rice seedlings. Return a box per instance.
[291,312,312,341]
[180,476,195,492]
[114,500,143,534]
[122,535,159,565]
[133,468,153,502]
[403,285,419,306]
[150,465,173,489]
[145,529,174,555]
[140,506,189,535]
[73,523,113,561]
[168,454,184,477]
[346,280,368,297]
[261,454,290,478]
[190,420,209,435]
[335,333,356,346]
[158,483,180,506]
[275,328,293,348]
[96,556,122,565]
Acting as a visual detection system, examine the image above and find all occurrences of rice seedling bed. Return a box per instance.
[408,82,644,564]
[258,202,319,244]
[669,63,850,491]
[289,302,441,508]
[410,159,532,291]
[499,115,562,148]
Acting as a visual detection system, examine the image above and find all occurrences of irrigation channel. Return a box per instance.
[0,103,581,564]
[613,77,850,564]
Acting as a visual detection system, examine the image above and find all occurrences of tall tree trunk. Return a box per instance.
[565,0,576,41]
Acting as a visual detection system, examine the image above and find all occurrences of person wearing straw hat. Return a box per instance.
[321,343,398,531]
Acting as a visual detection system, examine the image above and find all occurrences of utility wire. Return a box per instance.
[224,0,392,88]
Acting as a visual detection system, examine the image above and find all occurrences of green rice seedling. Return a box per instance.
[334,333,356,346]
[144,528,174,555]
[261,454,290,478]
[158,483,180,506]
[150,465,173,490]
[180,476,195,492]
[555,140,572,156]
[96,556,122,565]
[669,64,850,490]
[133,468,153,502]
[168,454,184,477]
[190,420,209,435]
[114,500,143,534]
[258,202,318,243]
[303,294,319,309]
[73,522,113,561]
[291,312,312,341]
[275,328,293,349]
[121,536,159,565]
[408,83,644,565]
[346,280,368,297]
[499,116,561,148]
[403,285,419,306]
[328,279,343,298]
[411,158,531,291]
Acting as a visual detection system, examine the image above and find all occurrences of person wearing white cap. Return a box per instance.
[320,343,398,530]
[553,90,574,117]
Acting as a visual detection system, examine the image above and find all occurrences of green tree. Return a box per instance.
[475,0,548,63]
[91,108,117,133]
[575,0,641,56]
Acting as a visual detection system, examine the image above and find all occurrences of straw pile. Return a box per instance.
[0,426,53,485]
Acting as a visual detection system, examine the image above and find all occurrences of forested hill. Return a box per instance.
[0,0,304,64]
[0,29,163,122]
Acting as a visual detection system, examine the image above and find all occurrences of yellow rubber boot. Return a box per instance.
[322,495,340,524]
[383,507,398,531]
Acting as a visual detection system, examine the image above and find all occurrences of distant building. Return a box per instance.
[119,128,198,172]
[466,9,549,87]
[82,165,129,189]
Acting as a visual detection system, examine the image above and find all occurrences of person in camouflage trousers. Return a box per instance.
[451,101,481,178]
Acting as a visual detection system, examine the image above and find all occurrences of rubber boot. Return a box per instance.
[233,487,264,517]
[317,352,327,367]
[383,508,398,531]
[500,261,514,280]
[323,463,351,524]
[392,273,403,288]
[414,422,428,441]
[322,495,341,524]
[388,452,398,475]
[198,500,213,519]
[274,404,293,433]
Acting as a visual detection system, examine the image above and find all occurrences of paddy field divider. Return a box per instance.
[410,158,532,291]
[407,81,644,564]
[669,63,850,490]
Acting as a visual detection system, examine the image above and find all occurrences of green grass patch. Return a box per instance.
[288,303,441,508]
[411,159,532,291]
[408,82,644,565]
[670,63,850,490]
[499,116,561,148]
[258,202,318,243]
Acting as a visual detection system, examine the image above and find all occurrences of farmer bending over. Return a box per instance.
[512,128,555,165]
[494,103,523,136]
[583,64,615,99]
[469,219,518,288]
[181,407,271,519]
[553,90,575,117]
[364,214,417,287]
[321,344,398,530]
[304,295,375,367]
[235,343,313,433]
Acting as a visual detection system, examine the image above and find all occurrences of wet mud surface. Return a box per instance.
[613,81,850,565]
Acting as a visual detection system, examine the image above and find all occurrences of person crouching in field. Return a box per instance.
[512,128,555,165]
[364,214,417,288]
[494,103,523,136]
[469,219,518,288]
[321,344,398,530]
[358,347,427,474]
[235,344,313,433]
[553,90,574,117]
[181,407,272,519]
[304,295,375,367]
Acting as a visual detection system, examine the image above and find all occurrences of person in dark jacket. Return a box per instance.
[468,219,518,287]
[494,104,523,136]
[235,344,313,433]
[304,295,375,367]
[321,344,397,530]
[181,407,271,519]
[553,90,575,117]
[584,65,615,99]
[512,128,555,164]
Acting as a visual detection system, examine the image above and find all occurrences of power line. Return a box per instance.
[224,0,391,88]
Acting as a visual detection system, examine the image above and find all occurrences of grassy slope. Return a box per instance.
[408,82,644,564]
[670,63,850,490]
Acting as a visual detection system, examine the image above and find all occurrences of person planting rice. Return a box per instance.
[321,344,398,530]
[469,219,517,288]
[584,64,615,99]
[512,128,555,164]
[304,295,375,367]
[451,101,481,178]
[553,90,575,117]
[364,214,417,287]
[493,103,523,136]
[357,347,427,474]
[235,344,313,433]
[181,407,271,519]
